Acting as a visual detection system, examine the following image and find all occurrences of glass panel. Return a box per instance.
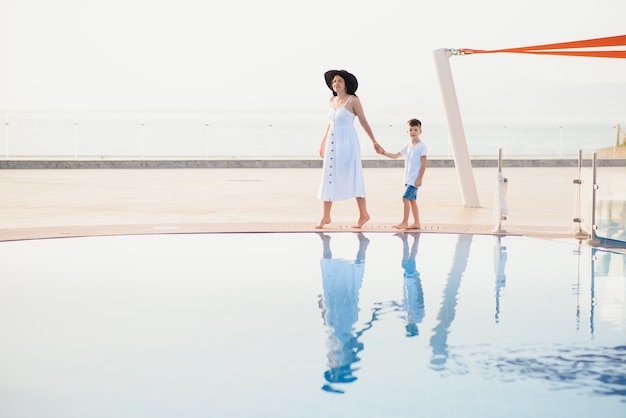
[594,164,626,246]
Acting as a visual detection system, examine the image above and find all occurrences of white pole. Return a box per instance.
[572,149,588,239]
[74,114,78,159]
[141,122,145,159]
[268,123,273,158]
[559,125,563,158]
[433,48,480,208]
[587,153,600,246]
[205,123,210,160]
[4,115,8,159]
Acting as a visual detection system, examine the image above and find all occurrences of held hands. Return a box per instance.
[321,141,384,157]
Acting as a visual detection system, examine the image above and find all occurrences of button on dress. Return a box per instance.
[317,97,366,201]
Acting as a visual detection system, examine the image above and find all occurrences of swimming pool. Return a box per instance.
[0,232,624,417]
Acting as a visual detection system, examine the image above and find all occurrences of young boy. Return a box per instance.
[382,118,427,229]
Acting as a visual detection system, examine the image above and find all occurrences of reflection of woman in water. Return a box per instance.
[396,232,425,337]
[318,232,369,393]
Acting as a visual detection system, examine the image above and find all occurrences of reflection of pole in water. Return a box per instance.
[494,235,507,323]
[572,243,582,331]
[590,248,599,339]
[318,233,370,393]
[587,246,616,338]
[430,234,473,370]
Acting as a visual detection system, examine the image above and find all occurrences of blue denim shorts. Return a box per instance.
[402,184,418,201]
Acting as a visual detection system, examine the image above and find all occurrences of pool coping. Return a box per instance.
[0,221,579,243]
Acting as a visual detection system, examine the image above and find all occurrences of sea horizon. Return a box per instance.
[1,111,623,160]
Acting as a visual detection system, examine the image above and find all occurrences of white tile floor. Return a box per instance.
[1,166,625,242]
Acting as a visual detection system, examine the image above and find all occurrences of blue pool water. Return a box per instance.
[0,232,624,417]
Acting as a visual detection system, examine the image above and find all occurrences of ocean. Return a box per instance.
[1,112,623,160]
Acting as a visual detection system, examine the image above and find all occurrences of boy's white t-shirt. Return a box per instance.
[400,140,427,186]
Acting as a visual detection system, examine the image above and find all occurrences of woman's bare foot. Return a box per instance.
[316,232,331,240]
[352,214,370,229]
[392,223,409,230]
[355,232,370,244]
[407,223,421,230]
[315,218,331,229]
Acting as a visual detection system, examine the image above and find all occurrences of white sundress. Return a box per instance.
[317,96,366,201]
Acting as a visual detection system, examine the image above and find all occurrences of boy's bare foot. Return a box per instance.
[315,218,331,229]
[352,214,370,229]
[408,224,422,230]
[392,223,409,230]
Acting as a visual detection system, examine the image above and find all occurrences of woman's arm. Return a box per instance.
[319,124,330,158]
[349,97,385,154]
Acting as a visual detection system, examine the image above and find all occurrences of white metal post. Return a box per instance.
[4,115,8,159]
[74,114,78,159]
[572,149,588,239]
[205,123,210,160]
[587,153,600,246]
[433,48,480,208]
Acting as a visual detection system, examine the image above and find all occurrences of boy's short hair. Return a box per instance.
[407,118,421,128]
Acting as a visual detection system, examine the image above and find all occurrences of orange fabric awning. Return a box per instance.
[460,35,626,58]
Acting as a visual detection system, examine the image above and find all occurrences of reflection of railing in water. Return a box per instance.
[494,236,507,324]
[590,246,626,338]
[481,246,624,398]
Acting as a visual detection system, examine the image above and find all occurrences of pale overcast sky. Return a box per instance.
[1,0,625,121]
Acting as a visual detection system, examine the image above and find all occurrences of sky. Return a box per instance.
[1,0,625,123]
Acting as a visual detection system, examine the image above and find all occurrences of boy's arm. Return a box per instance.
[415,155,427,186]
[383,151,402,159]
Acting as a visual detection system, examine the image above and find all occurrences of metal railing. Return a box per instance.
[1,112,621,160]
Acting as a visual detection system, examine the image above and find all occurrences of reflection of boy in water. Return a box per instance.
[318,232,369,393]
[396,232,425,337]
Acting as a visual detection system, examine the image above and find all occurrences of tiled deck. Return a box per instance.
[3,164,623,243]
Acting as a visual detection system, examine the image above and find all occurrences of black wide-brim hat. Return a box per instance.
[324,69,358,95]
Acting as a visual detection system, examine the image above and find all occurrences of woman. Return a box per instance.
[316,69,384,229]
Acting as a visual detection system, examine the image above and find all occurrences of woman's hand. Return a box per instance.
[374,142,385,154]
